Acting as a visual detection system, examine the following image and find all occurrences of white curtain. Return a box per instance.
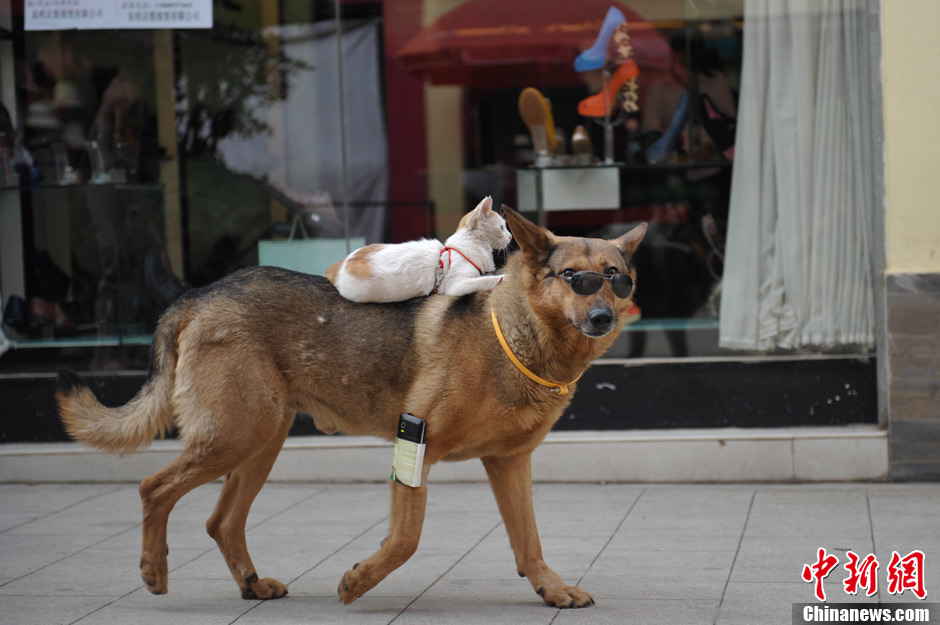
[218,21,388,243]
[719,0,881,351]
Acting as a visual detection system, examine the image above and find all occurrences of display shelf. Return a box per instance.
[520,160,731,172]
[9,334,153,349]
[517,160,732,224]
[0,182,162,192]
[623,317,719,332]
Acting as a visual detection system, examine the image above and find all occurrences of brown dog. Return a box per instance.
[56,209,646,608]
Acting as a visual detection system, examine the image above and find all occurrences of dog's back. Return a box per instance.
[58,266,426,450]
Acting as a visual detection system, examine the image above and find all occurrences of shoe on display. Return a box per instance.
[572,125,593,165]
[645,91,690,164]
[625,303,642,325]
[554,126,567,156]
[27,297,76,338]
[543,97,560,155]
[612,20,634,66]
[518,87,558,161]
[574,6,626,73]
[577,59,639,118]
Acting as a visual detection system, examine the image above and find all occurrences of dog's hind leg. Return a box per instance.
[206,422,291,600]
[138,341,289,597]
[482,452,594,609]
[138,449,237,595]
[337,474,429,604]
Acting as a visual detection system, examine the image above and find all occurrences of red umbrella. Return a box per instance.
[396,0,672,88]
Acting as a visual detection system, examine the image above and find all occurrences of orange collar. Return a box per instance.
[439,246,483,275]
[490,307,582,395]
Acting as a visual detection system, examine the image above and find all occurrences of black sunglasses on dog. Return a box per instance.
[555,269,634,299]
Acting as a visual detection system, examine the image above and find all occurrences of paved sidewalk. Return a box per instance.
[0,482,937,625]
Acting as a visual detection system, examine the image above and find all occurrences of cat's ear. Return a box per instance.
[459,196,492,229]
[503,206,554,265]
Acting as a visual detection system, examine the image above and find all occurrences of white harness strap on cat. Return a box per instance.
[438,246,484,276]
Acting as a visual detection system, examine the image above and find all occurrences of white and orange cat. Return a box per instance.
[325,196,511,303]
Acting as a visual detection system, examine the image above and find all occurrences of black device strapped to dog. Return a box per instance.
[397,413,426,444]
[392,413,426,487]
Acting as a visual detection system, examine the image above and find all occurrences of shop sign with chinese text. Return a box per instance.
[26,1,212,31]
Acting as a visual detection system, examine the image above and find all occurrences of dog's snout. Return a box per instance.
[588,308,613,329]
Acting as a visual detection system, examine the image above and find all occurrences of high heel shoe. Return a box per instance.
[574,7,626,72]
[571,125,593,165]
[27,297,76,338]
[644,91,690,164]
[518,87,558,160]
[625,303,642,325]
[577,59,639,118]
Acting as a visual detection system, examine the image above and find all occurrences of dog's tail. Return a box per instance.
[56,308,182,454]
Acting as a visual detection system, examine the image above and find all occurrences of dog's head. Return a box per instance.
[503,207,646,339]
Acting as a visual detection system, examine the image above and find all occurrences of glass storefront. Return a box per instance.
[0,0,882,437]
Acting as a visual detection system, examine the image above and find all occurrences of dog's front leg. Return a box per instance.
[338,475,428,604]
[482,453,595,609]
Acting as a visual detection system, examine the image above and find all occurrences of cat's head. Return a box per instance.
[458,196,512,250]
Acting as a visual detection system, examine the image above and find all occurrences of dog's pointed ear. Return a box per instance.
[503,206,554,263]
[613,222,647,258]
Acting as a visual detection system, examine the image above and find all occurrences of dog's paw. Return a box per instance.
[139,554,168,595]
[337,562,370,605]
[241,575,288,600]
[537,584,595,609]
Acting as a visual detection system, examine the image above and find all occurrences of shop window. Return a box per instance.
[0,0,881,380]
[392,0,880,360]
[0,1,387,363]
